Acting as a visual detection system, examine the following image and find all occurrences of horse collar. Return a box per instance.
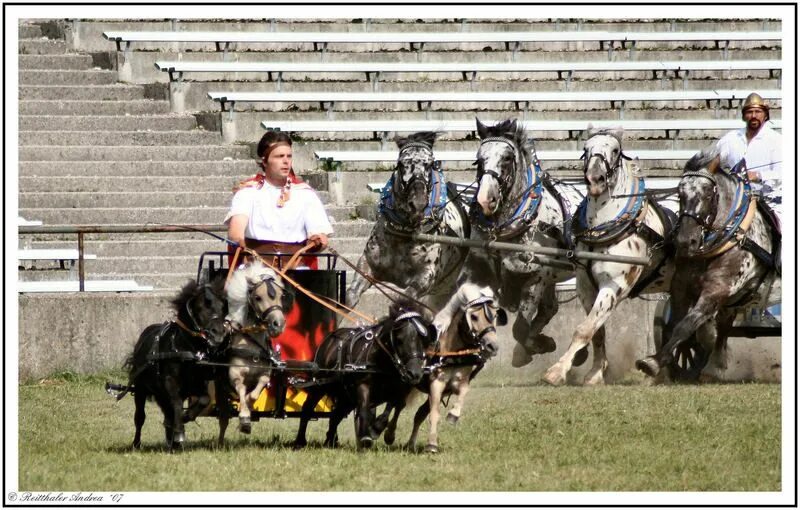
[379,167,447,233]
[574,173,646,245]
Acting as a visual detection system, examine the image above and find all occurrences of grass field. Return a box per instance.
[16,371,780,495]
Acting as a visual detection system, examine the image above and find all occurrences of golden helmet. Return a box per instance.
[742,92,770,116]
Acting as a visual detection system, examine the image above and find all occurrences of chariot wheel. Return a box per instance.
[651,297,707,382]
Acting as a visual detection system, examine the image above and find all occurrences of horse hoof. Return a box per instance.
[238,417,252,434]
[635,357,660,378]
[358,436,374,450]
[530,334,557,355]
[446,413,459,425]
[511,343,534,368]
[424,444,439,454]
[384,430,396,445]
[542,366,565,387]
[572,346,589,367]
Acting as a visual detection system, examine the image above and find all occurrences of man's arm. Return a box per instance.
[227,214,249,249]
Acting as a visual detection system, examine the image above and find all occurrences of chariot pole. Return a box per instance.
[407,232,651,266]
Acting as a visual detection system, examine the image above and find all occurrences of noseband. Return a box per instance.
[478,137,519,194]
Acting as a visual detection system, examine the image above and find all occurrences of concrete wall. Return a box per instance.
[17,291,781,384]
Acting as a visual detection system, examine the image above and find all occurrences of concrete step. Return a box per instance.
[20,189,332,207]
[20,114,198,132]
[19,99,169,116]
[18,54,93,70]
[19,145,249,161]
[19,204,355,224]
[19,39,67,55]
[19,85,146,101]
[19,70,118,86]
[20,159,257,177]
[19,24,42,39]
[20,176,249,193]
[19,130,222,146]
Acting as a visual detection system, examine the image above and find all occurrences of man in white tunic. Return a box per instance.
[716,92,782,222]
[225,131,333,269]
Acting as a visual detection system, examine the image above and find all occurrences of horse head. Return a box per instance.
[457,286,507,359]
[385,302,435,385]
[226,260,293,337]
[172,276,229,348]
[675,147,723,256]
[583,126,624,197]
[393,131,439,223]
[475,118,528,217]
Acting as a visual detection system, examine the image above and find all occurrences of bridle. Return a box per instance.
[477,137,520,196]
[182,284,227,346]
[246,274,287,323]
[394,142,438,198]
[377,311,429,383]
[457,296,499,352]
[676,170,719,235]
[581,135,627,190]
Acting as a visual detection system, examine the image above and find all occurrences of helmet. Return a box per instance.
[741,92,770,120]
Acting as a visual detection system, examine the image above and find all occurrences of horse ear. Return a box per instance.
[708,156,721,174]
[495,308,508,326]
[394,135,409,149]
[610,126,624,142]
[419,131,437,147]
[476,118,489,139]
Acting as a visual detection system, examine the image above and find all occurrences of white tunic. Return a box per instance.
[224,182,333,243]
[716,123,782,217]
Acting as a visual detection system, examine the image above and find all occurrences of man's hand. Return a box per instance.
[308,233,329,251]
[747,169,761,182]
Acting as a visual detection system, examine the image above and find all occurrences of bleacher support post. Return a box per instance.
[169,80,188,113]
[115,42,133,83]
[222,109,237,143]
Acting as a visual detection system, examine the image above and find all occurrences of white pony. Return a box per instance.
[542,127,675,386]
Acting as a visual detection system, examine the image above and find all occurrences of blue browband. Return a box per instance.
[379,167,447,231]
[471,161,544,237]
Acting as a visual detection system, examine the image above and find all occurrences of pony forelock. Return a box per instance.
[226,261,278,306]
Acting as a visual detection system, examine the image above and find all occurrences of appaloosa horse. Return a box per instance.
[124,276,228,450]
[636,147,781,381]
[216,260,294,443]
[542,126,675,386]
[345,131,469,311]
[293,302,431,449]
[458,118,583,368]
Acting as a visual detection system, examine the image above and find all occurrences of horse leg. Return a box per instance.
[355,383,374,449]
[425,377,446,453]
[512,280,560,367]
[446,369,470,424]
[324,401,352,448]
[638,294,725,378]
[406,397,431,451]
[132,390,147,449]
[294,388,323,449]
[215,378,230,447]
[163,374,186,449]
[543,282,620,387]
[246,372,271,405]
[345,256,374,308]
[230,367,252,434]
[583,326,608,385]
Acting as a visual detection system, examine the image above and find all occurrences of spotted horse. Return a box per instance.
[456,118,584,368]
[635,147,781,382]
[345,131,470,312]
[542,126,676,386]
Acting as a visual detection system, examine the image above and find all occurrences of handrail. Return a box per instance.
[18,224,227,292]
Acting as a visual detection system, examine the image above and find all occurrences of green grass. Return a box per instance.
[17,372,780,492]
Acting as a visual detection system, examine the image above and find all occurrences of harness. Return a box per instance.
[379,143,447,234]
[471,137,548,241]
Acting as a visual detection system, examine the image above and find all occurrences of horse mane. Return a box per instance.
[170,279,201,314]
[435,283,496,348]
[395,131,438,150]
[685,145,721,174]
[477,118,533,164]
[387,298,433,323]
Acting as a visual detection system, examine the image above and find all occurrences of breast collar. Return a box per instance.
[694,172,753,257]
[379,167,447,234]
[471,160,544,241]
[573,171,646,246]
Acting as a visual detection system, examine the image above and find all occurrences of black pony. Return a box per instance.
[293,302,433,449]
[123,276,228,450]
